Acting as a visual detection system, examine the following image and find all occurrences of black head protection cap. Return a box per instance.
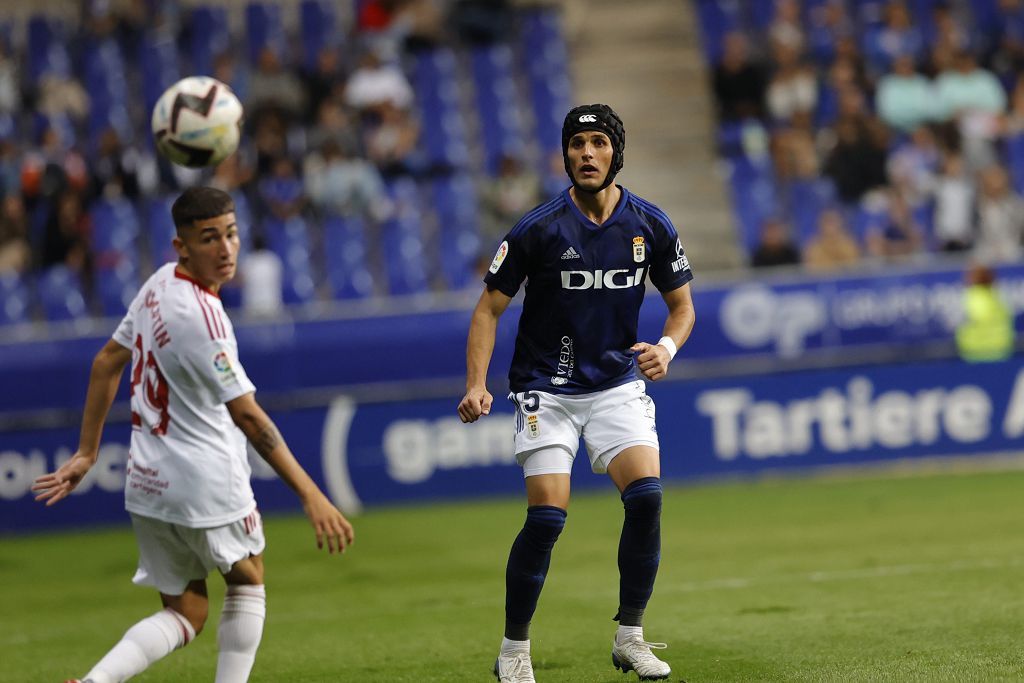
[561,104,625,193]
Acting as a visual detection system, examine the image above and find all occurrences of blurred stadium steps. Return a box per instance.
[569,0,740,270]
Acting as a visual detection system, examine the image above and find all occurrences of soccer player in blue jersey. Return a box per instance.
[458,104,695,682]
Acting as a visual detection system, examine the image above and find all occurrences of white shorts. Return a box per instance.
[130,509,266,595]
[510,380,660,477]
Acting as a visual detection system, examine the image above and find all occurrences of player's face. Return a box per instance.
[173,212,240,291]
[567,131,613,191]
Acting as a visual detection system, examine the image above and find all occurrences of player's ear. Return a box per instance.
[172,234,188,260]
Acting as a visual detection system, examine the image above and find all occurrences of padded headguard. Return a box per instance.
[561,104,625,193]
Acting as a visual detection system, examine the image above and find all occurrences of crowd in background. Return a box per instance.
[706,0,1024,272]
[0,0,553,321]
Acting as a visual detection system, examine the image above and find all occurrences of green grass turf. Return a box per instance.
[2,468,1023,682]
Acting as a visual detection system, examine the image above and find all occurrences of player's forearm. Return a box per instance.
[237,410,321,500]
[661,306,695,350]
[465,307,498,389]
[78,349,129,460]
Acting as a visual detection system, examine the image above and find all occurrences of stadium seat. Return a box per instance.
[145,195,179,267]
[469,44,528,174]
[188,5,231,75]
[245,2,286,64]
[431,174,481,289]
[37,265,88,321]
[263,215,316,304]
[299,0,336,71]
[411,49,470,170]
[96,261,139,317]
[323,215,375,299]
[91,198,140,271]
[1007,134,1024,196]
[0,273,30,325]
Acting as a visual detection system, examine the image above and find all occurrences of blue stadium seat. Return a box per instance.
[188,5,231,75]
[411,49,470,170]
[694,0,743,63]
[37,265,88,321]
[381,178,429,295]
[432,174,481,289]
[91,198,140,270]
[263,215,316,304]
[139,31,181,114]
[727,158,780,255]
[97,261,139,317]
[323,215,375,299]
[1007,134,1024,196]
[245,2,286,64]
[300,0,337,71]
[0,273,30,325]
[145,195,179,267]
[470,45,528,174]
[518,9,571,158]
[788,178,838,245]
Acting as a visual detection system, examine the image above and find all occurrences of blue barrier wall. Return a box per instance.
[4,356,1023,532]
[3,262,1024,414]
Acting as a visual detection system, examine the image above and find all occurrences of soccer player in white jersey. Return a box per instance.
[458,105,696,682]
[32,186,354,683]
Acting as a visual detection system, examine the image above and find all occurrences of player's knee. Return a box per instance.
[177,603,208,636]
[621,477,663,518]
[523,505,567,551]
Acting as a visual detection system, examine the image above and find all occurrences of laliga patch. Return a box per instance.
[489,240,509,274]
[632,236,646,263]
[527,414,540,438]
[212,350,237,383]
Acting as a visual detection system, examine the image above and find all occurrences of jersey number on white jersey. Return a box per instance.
[131,334,170,435]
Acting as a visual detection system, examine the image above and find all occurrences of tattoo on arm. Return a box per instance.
[252,421,283,458]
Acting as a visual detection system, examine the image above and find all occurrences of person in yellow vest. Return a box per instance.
[956,264,1016,362]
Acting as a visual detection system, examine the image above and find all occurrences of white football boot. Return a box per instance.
[493,650,536,683]
[611,636,671,680]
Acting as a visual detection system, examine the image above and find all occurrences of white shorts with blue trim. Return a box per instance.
[509,380,660,477]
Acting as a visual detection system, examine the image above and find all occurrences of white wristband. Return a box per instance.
[657,336,677,361]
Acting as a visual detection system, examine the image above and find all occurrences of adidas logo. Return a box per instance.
[561,246,581,260]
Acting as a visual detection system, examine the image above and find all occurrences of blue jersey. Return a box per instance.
[484,186,693,395]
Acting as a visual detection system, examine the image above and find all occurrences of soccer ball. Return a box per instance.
[151,76,243,168]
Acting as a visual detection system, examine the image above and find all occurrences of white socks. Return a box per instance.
[500,637,530,656]
[84,607,195,683]
[616,625,644,644]
[215,584,267,683]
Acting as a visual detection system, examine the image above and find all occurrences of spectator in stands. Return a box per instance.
[871,1,924,70]
[364,101,421,175]
[20,125,90,204]
[751,217,801,268]
[479,154,544,246]
[887,125,940,208]
[766,41,818,123]
[450,0,512,45]
[0,194,30,275]
[988,0,1024,84]
[248,47,308,123]
[240,234,284,319]
[308,99,362,159]
[769,0,805,54]
[823,118,888,204]
[933,152,975,252]
[806,0,855,65]
[876,54,940,132]
[303,47,347,124]
[41,190,91,275]
[251,110,290,177]
[864,191,924,261]
[975,164,1024,263]
[213,51,249,106]
[343,46,414,117]
[0,43,19,115]
[935,51,1006,170]
[88,128,141,201]
[956,263,1015,362]
[803,209,861,271]
[257,156,306,221]
[304,140,392,222]
[1001,73,1024,135]
[770,120,819,183]
[928,3,972,73]
[0,137,20,197]
[711,32,767,122]
[35,72,90,124]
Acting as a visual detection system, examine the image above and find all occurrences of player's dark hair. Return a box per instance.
[171,186,235,231]
[561,104,625,193]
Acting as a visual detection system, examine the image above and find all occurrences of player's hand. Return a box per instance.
[303,491,354,554]
[458,386,493,423]
[630,342,671,382]
[31,452,95,506]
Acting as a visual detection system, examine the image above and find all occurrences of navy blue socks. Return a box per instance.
[615,477,663,627]
[504,505,567,640]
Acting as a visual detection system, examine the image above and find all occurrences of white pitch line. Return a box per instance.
[664,556,1023,594]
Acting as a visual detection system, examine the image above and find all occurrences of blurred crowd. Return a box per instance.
[0,0,556,321]
[704,0,1024,272]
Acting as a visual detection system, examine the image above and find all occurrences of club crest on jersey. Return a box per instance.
[489,240,509,274]
[526,414,540,438]
[632,236,646,263]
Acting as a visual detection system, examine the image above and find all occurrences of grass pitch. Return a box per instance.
[2,468,1023,682]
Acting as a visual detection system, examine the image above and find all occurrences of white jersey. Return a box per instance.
[113,263,257,527]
